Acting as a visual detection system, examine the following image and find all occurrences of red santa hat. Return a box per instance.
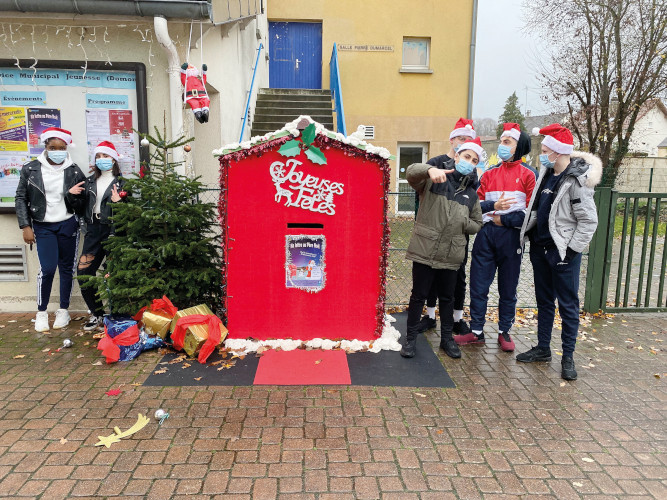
[94,141,120,161]
[458,137,484,159]
[40,127,73,145]
[500,123,521,141]
[539,123,574,155]
[449,118,477,140]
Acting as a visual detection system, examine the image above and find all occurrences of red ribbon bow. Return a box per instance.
[133,295,178,321]
[171,314,223,364]
[97,324,140,363]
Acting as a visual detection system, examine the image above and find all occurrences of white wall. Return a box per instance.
[628,106,667,157]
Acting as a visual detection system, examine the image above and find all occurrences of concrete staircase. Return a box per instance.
[250,88,334,137]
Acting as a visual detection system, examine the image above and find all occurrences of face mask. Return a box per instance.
[497,144,514,161]
[47,150,68,164]
[539,153,556,169]
[96,158,114,171]
[455,159,475,176]
[453,144,461,153]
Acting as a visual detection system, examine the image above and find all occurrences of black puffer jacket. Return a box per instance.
[15,158,86,229]
[82,174,126,224]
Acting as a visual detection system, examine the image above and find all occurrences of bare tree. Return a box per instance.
[473,117,498,137]
[524,0,667,186]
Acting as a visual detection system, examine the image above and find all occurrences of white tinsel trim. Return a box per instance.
[223,314,402,355]
[212,115,392,160]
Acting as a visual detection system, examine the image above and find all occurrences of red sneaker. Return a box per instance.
[498,331,515,352]
[453,332,485,345]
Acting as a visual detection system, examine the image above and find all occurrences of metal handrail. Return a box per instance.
[239,42,264,142]
[329,43,347,136]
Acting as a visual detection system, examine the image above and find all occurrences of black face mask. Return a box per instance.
[512,131,532,162]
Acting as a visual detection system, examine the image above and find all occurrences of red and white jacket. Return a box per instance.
[477,160,537,228]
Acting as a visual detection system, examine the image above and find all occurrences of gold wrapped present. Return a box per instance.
[143,309,173,340]
[170,304,228,358]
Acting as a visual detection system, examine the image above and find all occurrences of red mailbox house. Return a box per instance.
[217,119,391,342]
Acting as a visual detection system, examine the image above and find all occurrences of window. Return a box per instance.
[401,38,432,73]
[396,144,428,214]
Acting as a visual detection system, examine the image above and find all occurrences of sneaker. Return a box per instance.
[498,330,515,352]
[440,337,461,359]
[516,345,552,362]
[452,319,470,335]
[35,311,49,332]
[416,315,437,333]
[561,357,578,380]
[52,309,71,330]
[454,331,485,345]
[83,315,102,331]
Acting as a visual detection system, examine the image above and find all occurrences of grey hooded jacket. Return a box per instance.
[519,151,603,261]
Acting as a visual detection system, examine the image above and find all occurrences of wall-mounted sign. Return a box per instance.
[337,44,394,52]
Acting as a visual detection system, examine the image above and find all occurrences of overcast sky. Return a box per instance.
[471,0,548,120]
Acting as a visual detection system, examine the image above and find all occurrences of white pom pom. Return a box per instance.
[140,138,150,147]
[465,124,472,129]
[69,142,76,148]
[532,127,541,136]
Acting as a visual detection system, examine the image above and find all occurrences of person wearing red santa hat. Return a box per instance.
[402,138,484,359]
[517,124,601,380]
[15,127,86,332]
[455,123,537,353]
[77,141,127,331]
[414,118,480,338]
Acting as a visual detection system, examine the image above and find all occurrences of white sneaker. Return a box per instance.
[83,315,102,331]
[53,309,71,329]
[35,311,49,332]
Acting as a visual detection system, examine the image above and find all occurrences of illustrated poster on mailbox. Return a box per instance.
[285,234,326,292]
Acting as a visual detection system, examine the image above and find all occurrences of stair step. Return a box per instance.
[255,99,333,109]
[254,112,334,122]
[259,88,332,96]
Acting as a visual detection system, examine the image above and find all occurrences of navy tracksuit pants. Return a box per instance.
[469,223,522,333]
[530,244,582,357]
[32,216,79,312]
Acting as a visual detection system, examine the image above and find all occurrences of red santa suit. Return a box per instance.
[180,63,209,123]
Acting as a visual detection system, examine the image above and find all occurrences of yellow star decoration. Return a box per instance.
[95,413,151,448]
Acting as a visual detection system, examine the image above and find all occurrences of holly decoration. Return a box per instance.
[278,123,327,165]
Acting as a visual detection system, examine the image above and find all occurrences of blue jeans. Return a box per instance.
[469,223,522,332]
[32,216,79,311]
[530,244,582,357]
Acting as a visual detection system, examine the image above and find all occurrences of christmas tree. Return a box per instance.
[496,91,526,137]
[83,127,223,316]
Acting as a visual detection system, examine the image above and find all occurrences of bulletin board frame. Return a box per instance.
[0,59,149,213]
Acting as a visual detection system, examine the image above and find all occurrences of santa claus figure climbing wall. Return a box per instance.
[180,62,210,123]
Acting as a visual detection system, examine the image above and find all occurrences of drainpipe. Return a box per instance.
[467,0,479,119]
[154,15,185,173]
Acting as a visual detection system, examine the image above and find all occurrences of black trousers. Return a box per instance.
[426,242,468,310]
[77,222,112,316]
[407,262,457,337]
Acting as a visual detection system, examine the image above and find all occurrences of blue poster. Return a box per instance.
[0,68,136,89]
[86,94,129,109]
[285,235,326,292]
[1,91,46,106]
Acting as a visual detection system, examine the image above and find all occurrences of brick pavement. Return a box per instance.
[0,311,665,499]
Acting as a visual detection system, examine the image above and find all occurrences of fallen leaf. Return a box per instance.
[436,429,444,434]
[105,388,122,396]
[194,377,202,381]
[22,329,29,333]
[414,392,427,398]
[13,355,25,359]
[41,347,50,353]
[131,383,141,387]
[581,457,595,463]
[560,382,566,387]
[92,361,103,366]
[573,482,583,487]
[59,437,68,444]
[8,320,16,323]
[654,373,661,379]
[93,332,104,339]
[210,359,225,366]
[83,341,90,346]
[315,359,322,365]
[182,363,191,369]
[77,354,84,359]
[153,368,167,374]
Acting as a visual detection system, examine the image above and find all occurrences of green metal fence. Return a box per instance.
[584,188,667,312]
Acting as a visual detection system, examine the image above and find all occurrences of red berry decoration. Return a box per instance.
[119,190,128,199]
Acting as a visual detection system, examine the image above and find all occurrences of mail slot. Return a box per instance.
[218,121,391,341]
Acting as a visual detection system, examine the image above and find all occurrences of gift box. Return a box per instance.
[170,304,228,362]
[134,296,178,341]
[97,315,165,363]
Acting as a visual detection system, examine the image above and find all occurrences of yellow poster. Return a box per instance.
[0,107,28,152]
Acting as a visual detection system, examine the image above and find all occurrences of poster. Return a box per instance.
[0,153,32,200]
[27,108,61,154]
[285,235,326,292]
[0,107,28,152]
[85,109,137,176]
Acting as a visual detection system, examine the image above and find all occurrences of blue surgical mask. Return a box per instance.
[455,159,475,176]
[539,153,555,169]
[454,144,461,152]
[96,158,114,171]
[47,150,68,164]
[497,144,513,161]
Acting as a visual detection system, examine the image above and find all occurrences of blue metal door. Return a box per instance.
[269,22,322,89]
